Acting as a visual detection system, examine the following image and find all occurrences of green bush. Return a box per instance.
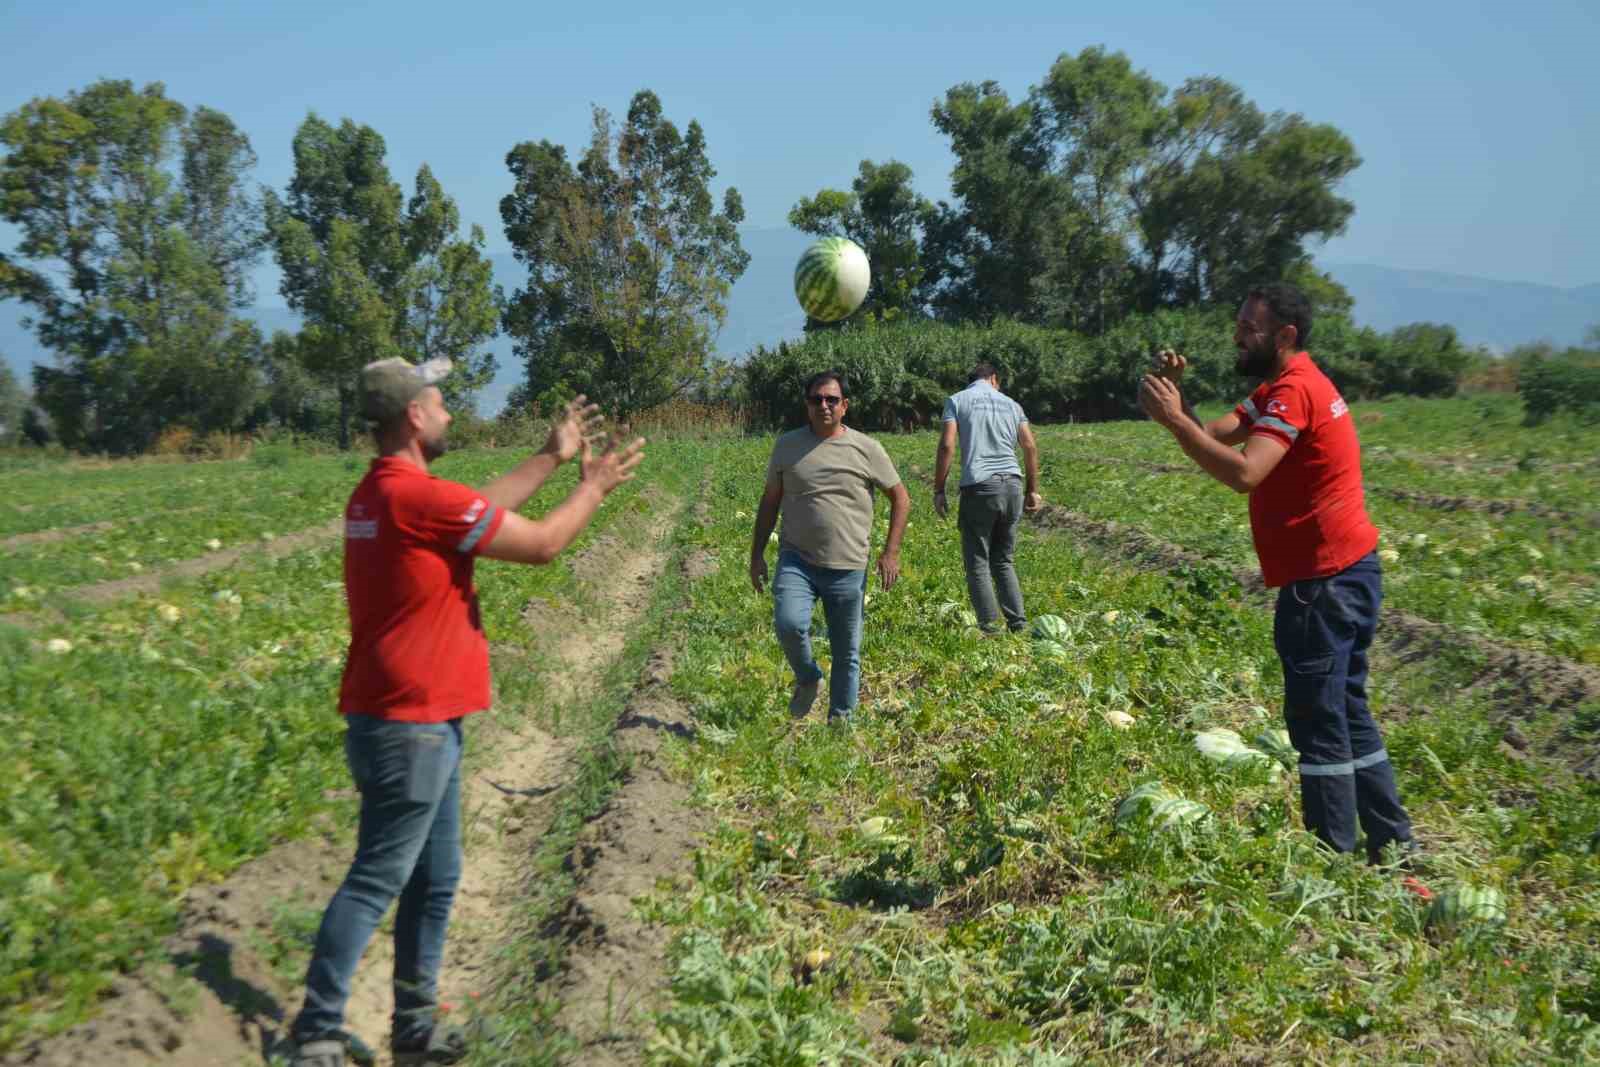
[735,309,1461,430]
[1517,347,1600,425]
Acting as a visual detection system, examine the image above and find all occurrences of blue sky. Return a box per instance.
[3,0,1597,292]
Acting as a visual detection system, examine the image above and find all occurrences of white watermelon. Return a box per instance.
[1195,728,1282,781]
[794,237,870,322]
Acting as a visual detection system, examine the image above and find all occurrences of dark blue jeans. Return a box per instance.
[1273,552,1413,860]
[293,715,464,1047]
[772,549,865,720]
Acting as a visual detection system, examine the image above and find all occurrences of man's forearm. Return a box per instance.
[1021,443,1040,495]
[882,491,910,556]
[750,499,780,559]
[527,481,606,563]
[933,442,954,492]
[1179,391,1203,431]
[480,449,561,512]
[1168,417,1249,491]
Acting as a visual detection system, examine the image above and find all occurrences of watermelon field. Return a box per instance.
[3,394,1599,1065]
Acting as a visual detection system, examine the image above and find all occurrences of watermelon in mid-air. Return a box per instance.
[794,237,870,322]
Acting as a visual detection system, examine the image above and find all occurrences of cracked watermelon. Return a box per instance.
[794,237,870,322]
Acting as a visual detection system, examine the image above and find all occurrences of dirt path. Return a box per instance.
[0,520,117,549]
[7,500,690,1067]
[66,519,344,606]
[541,532,714,1065]
[4,519,345,636]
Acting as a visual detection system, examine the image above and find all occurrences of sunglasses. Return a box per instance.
[807,394,844,407]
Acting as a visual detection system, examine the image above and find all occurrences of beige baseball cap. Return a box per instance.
[360,357,453,422]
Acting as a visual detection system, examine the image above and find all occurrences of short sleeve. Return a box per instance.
[765,441,784,484]
[942,396,958,423]
[411,478,506,556]
[1014,398,1028,425]
[1248,380,1309,449]
[865,438,901,491]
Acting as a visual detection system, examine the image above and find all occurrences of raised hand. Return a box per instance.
[1151,349,1187,385]
[580,433,645,494]
[1139,374,1186,429]
[544,394,605,464]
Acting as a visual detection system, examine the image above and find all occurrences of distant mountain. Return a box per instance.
[1319,262,1600,351]
[5,237,1593,418]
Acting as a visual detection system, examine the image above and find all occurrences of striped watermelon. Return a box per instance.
[794,237,870,322]
[1427,884,1507,933]
[1115,781,1208,832]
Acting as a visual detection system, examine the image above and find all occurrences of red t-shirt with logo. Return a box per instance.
[1233,352,1378,588]
[338,457,507,722]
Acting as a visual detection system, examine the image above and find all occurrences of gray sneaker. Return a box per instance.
[788,680,820,718]
[289,1031,376,1067]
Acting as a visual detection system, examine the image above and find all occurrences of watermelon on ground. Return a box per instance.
[1030,614,1071,642]
[1116,781,1208,831]
[1195,728,1283,781]
[1251,728,1297,769]
[794,237,870,322]
[1426,884,1507,933]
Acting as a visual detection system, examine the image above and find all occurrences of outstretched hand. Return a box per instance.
[580,432,646,494]
[544,395,605,464]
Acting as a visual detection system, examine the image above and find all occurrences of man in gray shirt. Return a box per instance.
[933,363,1042,633]
[750,370,911,722]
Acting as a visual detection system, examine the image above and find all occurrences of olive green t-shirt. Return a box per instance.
[766,426,901,570]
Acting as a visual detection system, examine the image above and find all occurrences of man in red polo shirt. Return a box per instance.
[1138,283,1416,870]
[291,357,643,1067]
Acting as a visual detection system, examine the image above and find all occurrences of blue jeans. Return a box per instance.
[293,715,464,1047]
[773,549,865,720]
[958,473,1026,632]
[1273,552,1413,860]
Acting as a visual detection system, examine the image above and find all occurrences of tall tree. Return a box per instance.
[924,49,1362,329]
[501,90,748,416]
[921,81,1056,323]
[0,360,27,445]
[0,80,266,452]
[180,106,266,307]
[266,117,500,444]
[789,159,935,323]
[401,166,500,413]
[1030,47,1164,331]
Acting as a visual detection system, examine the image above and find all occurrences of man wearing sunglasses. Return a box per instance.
[749,369,910,723]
